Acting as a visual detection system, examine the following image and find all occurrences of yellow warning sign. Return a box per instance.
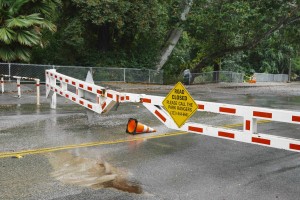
[162,82,198,128]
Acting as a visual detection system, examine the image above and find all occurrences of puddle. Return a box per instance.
[47,152,142,194]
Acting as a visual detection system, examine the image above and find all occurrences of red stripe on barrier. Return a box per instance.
[46,84,49,87]
[252,137,270,145]
[198,104,205,110]
[88,104,93,109]
[218,131,235,139]
[72,81,76,85]
[55,89,57,92]
[107,93,113,98]
[17,84,20,87]
[102,102,107,110]
[55,75,57,78]
[292,116,300,122]
[121,96,125,101]
[116,95,119,103]
[142,98,151,103]
[87,86,92,91]
[290,144,300,151]
[36,84,40,86]
[46,72,49,74]
[79,100,84,105]
[97,89,102,95]
[245,120,250,131]
[219,107,236,114]
[60,77,62,80]
[65,79,69,83]
[72,97,76,101]
[60,92,63,95]
[188,126,203,133]
[126,96,130,100]
[65,94,69,98]
[155,110,166,122]
[253,111,272,119]
[79,84,84,88]
[50,73,53,77]
[51,87,53,90]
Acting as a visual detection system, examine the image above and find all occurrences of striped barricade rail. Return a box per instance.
[1,74,40,105]
[46,69,300,153]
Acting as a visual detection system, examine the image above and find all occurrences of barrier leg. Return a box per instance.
[1,77,4,93]
[36,79,40,105]
[244,118,257,134]
[17,78,21,98]
[51,93,57,109]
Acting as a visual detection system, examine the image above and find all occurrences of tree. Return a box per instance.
[185,0,300,77]
[32,0,183,68]
[156,0,193,71]
[0,0,60,62]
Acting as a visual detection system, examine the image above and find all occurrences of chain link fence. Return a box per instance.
[254,73,288,82]
[0,63,163,84]
[192,71,244,84]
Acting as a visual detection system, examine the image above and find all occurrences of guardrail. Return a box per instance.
[46,69,300,153]
[1,74,40,105]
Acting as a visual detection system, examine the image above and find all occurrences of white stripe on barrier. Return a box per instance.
[46,70,300,153]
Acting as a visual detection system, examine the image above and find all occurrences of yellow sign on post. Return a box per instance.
[162,82,198,128]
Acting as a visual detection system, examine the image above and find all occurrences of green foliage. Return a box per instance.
[20,0,300,84]
[182,0,300,74]
[32,0,181,69]
[0,0,60,62]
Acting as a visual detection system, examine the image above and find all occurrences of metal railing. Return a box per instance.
[0,63,163,84]
[254,73,288,82]
[191,71,244,84]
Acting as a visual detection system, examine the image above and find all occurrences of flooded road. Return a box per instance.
[1,87,300,200]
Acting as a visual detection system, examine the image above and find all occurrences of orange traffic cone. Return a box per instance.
[126,118,156,135]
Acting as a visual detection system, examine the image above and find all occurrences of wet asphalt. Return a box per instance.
[0,85,300,200]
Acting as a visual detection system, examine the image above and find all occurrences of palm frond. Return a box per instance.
[0,28,16,44]
[40,20,57,32]
[14,47,31,61]
[6,13,43,28]
[8,0,30,15]
[16,30,41,46]
[0,46,16,61]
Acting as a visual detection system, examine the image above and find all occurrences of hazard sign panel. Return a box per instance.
[162,82,198,128]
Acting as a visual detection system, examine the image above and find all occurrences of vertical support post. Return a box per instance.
[17,78,21,98]
[51,92,57,109]
[49,69,57,109]
[288,58,291,83]
[36,79,40,105]
[243,117,257,134]
[124,68,126,82]
[1,77,4,93]
[8,63,11,81]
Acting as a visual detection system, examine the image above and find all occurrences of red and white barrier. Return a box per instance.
[46,69,300,152]
[1,74,40,105]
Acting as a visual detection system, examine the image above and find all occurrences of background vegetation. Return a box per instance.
[1,0,300,83]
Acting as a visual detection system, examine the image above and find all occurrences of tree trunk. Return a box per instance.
[97,23,110,51]
[156,0,193,71]
[213,62,220,83]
